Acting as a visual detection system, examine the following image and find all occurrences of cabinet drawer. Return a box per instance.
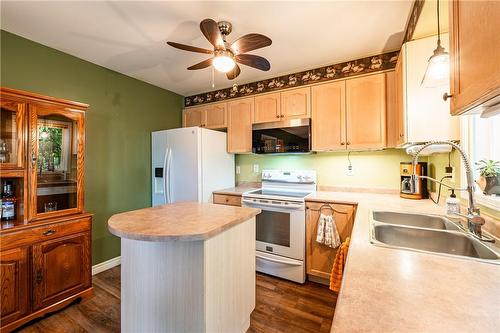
[0,217,91,251]
[213,194,242,207]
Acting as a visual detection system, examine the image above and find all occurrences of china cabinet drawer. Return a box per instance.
[0,217,91,251]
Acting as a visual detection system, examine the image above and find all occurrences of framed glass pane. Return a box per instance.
[0,105,19,165]
[36,114,78,214]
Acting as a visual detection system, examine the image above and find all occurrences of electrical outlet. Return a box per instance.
[253,164,259,173]
[236,166,240,174]
[346,165,354,176]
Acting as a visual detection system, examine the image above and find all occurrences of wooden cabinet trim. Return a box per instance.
[0,99,26,169]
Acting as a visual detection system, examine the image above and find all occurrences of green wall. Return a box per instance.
[1,30,183,264]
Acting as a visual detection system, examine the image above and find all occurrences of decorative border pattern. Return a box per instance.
[403,0,425,43]
[184,50,399,107]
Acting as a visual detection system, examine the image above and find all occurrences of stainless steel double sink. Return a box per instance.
[370,211,500,264]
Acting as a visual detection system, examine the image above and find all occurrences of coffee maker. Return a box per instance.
[400,162,428,199]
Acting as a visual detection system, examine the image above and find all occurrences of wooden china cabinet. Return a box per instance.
[0,87,92,332]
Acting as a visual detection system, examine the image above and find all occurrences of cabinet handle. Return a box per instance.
[341,142,345,145]
[399,133,405,138]
[36,269,43,284]
[443,93,453,101]
[280,115,284,118]
[346,142,351,145]
[276,115,280,118]
[42,229,56,236]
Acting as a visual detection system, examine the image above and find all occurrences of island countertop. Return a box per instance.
[108,202,260,241]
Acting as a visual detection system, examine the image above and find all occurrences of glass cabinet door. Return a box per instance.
[28,105,84,220]
[0,99,25,169]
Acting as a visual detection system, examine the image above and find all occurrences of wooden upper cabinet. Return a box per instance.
[183,107,205,127]
[311,81,346,151]
[345,73,387,149]
[28,104,85,221]
[385,69,404,148]
[31,232,91,310]
[227,98,254,153]
[205,103,227,129]
[280,87,311,120]
[0,247,29,325]
[305,202,356,280]
[449,1,500,115]
[0,98,26,169]
[254,93,281,123]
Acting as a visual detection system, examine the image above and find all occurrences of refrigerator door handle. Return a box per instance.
[162,147,169,204]
[166,148,172,203]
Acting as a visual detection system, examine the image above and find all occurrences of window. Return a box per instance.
[461,113,500,210]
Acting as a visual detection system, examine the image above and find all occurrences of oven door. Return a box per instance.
[242,198,305,260]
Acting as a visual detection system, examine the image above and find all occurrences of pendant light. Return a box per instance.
[421,0,449,87]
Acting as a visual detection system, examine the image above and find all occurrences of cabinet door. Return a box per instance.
[345,73,387,149]
[0,98,25,169]
[32,232,91,310]
[205,103,227,129]
[280,87,311,120]
[254,93,281,123]
[395,54,406,146]
[449,1,500,115]
[183,107,205,127]
[227,98,254,153]
[385,69,403,148]
[0,247,29,325]
[28,104,85,221]
[311,81,346,151]
[305,202,355,280]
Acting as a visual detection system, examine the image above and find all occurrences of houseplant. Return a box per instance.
[475,159,500,195]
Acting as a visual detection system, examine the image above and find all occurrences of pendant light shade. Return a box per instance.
[421,0,449,88]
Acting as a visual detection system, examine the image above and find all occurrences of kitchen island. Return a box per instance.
[108,202,260,333]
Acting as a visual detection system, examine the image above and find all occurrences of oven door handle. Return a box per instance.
[256,253,302,266]
[242,198,303,210]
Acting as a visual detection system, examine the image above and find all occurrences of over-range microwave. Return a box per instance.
[252,118,311,154]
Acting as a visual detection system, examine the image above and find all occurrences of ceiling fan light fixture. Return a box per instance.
[212,50,235,73]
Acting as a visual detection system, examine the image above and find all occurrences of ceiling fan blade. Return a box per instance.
[235,54,271,71]
[230,33,272,54]
[200,19,225,50]
[226,64,241,80]
[187,58,213,70]
[167,41,213,54]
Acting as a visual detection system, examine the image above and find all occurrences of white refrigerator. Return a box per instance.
[151,127,235,206]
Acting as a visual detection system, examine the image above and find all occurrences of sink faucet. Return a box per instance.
[409,141,493,242]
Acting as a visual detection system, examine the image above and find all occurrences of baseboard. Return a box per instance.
[92,256,121,275]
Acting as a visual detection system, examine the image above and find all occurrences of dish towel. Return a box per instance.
[329,237,350,293]
[316,213,341,248]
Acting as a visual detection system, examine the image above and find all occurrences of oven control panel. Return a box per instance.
[262,170,316,184]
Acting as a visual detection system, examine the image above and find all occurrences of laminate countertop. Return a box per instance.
[108,202,260,242]
[214,186,500,332]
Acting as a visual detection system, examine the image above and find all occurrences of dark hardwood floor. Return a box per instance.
[16,266,337,333]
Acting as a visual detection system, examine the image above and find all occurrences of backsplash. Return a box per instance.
[236,149,414,190]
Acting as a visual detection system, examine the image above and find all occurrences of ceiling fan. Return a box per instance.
[167,19,272,80]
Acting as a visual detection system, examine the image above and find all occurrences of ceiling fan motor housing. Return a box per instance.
[218,21,232,38]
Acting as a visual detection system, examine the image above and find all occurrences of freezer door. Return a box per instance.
[151,130,169,206]
[200,129,235,202]
[166,127,201,203]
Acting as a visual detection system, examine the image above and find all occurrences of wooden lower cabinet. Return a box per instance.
[32,232,91,310]
[0,247,29,325]
[305,201,356,280]
[213,193,242,207]
[0,215,92,332]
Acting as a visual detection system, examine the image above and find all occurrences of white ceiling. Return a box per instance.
[0,1,413,96]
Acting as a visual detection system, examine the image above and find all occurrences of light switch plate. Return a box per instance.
[236,166,241,174]
[253,164,259,173]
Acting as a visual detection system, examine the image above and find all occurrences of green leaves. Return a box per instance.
[475,159,500,178]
